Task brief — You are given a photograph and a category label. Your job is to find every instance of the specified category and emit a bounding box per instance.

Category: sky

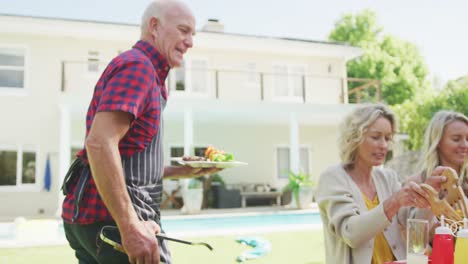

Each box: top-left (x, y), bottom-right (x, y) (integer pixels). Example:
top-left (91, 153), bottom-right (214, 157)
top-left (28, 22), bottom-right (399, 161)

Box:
top-left (1, 0), bottom-right (467, 86)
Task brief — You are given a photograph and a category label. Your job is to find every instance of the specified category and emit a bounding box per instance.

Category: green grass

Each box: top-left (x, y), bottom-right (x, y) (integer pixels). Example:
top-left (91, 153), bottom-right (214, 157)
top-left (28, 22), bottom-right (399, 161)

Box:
top-left (0, 230), bottom-right (325, 264)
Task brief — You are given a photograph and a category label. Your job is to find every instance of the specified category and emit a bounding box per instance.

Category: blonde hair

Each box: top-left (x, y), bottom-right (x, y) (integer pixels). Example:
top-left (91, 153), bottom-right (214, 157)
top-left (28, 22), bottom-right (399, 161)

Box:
top-left (338, 103), bottom-right (397, 168)
top-left (419, 110), bottom-right (468, 184)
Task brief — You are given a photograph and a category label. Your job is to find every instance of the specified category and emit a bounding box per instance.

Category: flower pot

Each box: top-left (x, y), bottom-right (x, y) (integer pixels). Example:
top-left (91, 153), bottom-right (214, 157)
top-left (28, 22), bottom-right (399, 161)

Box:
top-left (295, 186), bottom-right (314, 209)
top-left (182, 188), bottom-right (203, 214)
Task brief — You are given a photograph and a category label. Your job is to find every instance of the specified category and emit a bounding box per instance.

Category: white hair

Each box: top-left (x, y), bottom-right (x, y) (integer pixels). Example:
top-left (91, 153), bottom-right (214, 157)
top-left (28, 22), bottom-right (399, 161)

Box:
top-left (140, 0), bottom-right (191, 34)
top-left (141, 0), bottom-right (166, 33)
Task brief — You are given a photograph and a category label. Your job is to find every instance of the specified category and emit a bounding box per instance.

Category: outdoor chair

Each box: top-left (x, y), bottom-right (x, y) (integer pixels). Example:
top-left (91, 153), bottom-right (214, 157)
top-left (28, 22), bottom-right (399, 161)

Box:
top-left (161, 180), bottom-right (182, 209)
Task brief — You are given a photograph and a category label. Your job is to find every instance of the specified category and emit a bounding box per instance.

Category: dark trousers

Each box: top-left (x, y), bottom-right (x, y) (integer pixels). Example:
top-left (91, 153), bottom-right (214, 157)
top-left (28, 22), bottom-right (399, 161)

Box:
top-left (64, 221), bottom-right (170, 264)
top-left (64, 221), bottom-right (131, 264)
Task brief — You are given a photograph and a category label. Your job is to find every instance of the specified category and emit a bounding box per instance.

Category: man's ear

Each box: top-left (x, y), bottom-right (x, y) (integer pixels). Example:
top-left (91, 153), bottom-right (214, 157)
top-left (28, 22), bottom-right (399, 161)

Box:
top-left (149, 17), bottom-right (160, 33)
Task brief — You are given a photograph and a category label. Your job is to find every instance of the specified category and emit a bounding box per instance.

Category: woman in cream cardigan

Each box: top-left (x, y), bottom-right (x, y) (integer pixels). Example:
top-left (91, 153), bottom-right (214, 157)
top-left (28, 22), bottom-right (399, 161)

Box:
top-left (315, 104), bottom-right (443, 264)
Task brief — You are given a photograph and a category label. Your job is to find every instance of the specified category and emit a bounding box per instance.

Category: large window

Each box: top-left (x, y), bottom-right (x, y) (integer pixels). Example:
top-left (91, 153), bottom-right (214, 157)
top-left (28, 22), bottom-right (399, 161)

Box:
top-left (189, 59), bottom-right (208, 94)
top-left (170, 59), bottom-right (209, 95)
top-left (170, 146), bottom-right (184, 165)
top-left (272, 64), bottom-right (306, 99)
top-left (169, 146), bottom-right (208, 165)
top-left (87, 51), bottom-right (100, 73)
top-left (0, 47), bottom-right (25, 90)
top-left (0, 146), bottom-right (37, 187)
top-left (246, 62), bottom-right (258, 84)
top-left (174, 61), bottom-right (186, 91)
top-left (276, 146), bottom-right (310, 179)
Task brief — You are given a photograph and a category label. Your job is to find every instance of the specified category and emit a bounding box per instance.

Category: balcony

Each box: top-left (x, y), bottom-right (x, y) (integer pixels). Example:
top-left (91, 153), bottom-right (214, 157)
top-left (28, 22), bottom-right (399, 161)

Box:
top-left (60, 61), bottom-right (381, 105)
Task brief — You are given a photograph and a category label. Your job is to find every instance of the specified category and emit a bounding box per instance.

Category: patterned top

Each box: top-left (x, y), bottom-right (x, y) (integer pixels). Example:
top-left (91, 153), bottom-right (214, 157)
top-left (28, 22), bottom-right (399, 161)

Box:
top-left (78, 40), bottom-right (169, 162)
top-left (62, 40), bottom-right (170, 224)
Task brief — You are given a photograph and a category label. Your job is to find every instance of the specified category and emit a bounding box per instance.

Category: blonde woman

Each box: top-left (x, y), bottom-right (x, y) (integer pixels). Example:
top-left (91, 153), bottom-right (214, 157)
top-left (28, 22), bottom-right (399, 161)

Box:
top-left (315, 104), bottom-right (440, 264)
top-left (416, 111), bottom-right (468, 194)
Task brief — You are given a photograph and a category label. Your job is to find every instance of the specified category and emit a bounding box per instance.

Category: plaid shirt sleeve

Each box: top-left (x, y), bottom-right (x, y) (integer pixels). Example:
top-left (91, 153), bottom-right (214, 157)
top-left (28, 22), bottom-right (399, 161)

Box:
top-left (97, 58), bottom-right (156, 119)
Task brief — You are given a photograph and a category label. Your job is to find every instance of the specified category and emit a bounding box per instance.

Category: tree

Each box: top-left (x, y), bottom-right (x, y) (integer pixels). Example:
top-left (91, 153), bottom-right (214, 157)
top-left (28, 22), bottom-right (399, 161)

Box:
top-left (329, 10), bottom-right (431, 105)
top-left (393, 79), bottom-right (468, 150)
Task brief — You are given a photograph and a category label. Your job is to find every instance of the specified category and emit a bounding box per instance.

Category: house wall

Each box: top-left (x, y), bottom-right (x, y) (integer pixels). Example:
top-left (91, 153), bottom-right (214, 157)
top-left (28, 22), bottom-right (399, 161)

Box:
top-left (0, 19), bottom-right (357, 219)
top-left (300, 124), bottom-right (341, 181)
top-left (0, 33), bottom-right (129, 220)
top-left (164, 120), bottom-right (340, 187)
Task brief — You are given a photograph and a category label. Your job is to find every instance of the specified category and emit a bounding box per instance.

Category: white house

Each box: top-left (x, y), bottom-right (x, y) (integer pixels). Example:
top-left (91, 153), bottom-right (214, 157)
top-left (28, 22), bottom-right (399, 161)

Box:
top-left (0, 14), bottom-right (364, 220)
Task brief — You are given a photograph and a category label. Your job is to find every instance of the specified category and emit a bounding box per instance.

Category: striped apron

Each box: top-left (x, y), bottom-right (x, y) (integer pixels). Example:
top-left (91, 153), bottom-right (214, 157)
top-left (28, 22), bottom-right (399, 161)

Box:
top-left (67, 95), bottom-right (171, 263)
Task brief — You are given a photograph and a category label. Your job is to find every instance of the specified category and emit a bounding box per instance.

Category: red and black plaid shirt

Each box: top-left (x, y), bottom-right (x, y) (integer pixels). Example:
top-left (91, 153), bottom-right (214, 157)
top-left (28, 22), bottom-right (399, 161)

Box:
top-left (62, 40), bottom-right (170, 224)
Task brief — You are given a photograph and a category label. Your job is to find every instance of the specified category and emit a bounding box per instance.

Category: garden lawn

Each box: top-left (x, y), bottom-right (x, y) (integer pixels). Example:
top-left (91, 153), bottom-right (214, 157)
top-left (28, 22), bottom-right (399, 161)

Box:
top-left (0, 229), bottom-right (325, 264)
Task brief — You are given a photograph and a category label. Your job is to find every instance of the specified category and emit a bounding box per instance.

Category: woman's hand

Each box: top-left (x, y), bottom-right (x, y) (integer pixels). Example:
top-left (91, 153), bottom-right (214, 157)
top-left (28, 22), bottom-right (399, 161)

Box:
top-left (424, 166), bottom-right (448, 192)
top-left (384, 181), bottom-right (430, 220)
top-left (396, 181), bottom-right (430, 209)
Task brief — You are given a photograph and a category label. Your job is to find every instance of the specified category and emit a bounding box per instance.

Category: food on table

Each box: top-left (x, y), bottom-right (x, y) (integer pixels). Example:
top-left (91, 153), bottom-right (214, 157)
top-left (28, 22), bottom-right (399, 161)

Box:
top-left (420, 167), bottom-right (468, 229)
top-left (182, 156), bottom-right (207, 161)
top-left (204, 146), bottom-right (234, 162)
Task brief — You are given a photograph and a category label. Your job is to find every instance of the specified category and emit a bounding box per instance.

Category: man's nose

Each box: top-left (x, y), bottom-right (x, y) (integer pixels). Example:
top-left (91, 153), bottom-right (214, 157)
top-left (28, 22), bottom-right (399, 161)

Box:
top-left (184, 35), bottom-right (193, 48)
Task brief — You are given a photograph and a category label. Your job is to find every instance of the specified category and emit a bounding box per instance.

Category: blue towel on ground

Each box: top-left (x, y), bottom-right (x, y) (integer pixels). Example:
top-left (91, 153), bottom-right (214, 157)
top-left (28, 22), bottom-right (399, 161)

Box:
top-left (236, 236), bottom-right (271, 262)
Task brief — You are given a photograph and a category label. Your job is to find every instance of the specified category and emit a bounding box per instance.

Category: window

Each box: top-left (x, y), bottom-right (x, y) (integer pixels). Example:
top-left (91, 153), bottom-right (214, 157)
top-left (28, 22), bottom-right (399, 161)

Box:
top-left (169, 146), bottom-right (207, 165)
top-left (22, 151), bottom-right (36, 184)
top-left (272, 64), bottom-right (306, 99)
top-left (87, 51), bottom-right (99, 72)
top-left (291, 65), bottom-right (305, 97)
top-left (175, 61), bottom-right (186, 91)
top-left (276, 146), bottom-right (310, 179)
top-left (170, 59), bottom-right (209, 95)
top-left (246, 62), bottom-right (258, 84)
top-left (0, 47), bottom-right (25, 89)
top-left (194, 147), bottom-right (207, 157)
top-left (170, 146), bottom-right (184, 165)
top-left (189, 59), bottom-right (208, 94)
top-left (0, 146), bottom-right (37, 187)
top-left (273, 65), bottom-right (288, 97)
top-left (0, 150), bottom-right (16, 185)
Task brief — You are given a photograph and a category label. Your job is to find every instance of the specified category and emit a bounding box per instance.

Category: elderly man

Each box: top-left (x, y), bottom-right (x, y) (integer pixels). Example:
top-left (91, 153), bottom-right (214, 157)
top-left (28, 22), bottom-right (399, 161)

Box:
top-left (61, 1), bottom-right (217, 263)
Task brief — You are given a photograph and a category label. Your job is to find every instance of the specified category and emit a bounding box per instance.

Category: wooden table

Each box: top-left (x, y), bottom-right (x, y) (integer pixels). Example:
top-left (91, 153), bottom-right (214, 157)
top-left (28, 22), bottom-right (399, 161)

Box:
top-left (240, 191), bottom-right (282, 207)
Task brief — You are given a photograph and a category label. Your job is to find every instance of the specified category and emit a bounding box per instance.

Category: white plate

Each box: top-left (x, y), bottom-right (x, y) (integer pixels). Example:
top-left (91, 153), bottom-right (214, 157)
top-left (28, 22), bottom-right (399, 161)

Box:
top-left (171, 158), bottom-right (248, 168)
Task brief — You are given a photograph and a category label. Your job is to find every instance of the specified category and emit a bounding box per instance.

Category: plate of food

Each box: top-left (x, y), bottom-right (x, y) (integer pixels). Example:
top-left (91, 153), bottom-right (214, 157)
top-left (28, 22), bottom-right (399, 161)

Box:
top-left (171, 146), bottom-right (248, 168)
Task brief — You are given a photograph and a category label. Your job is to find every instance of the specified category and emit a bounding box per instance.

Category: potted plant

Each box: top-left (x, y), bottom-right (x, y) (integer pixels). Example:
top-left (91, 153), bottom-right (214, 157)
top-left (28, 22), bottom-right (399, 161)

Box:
top-left (283, 171), bottom-right (315, 209)
top-left (182, 178), bottom-right (204, 214)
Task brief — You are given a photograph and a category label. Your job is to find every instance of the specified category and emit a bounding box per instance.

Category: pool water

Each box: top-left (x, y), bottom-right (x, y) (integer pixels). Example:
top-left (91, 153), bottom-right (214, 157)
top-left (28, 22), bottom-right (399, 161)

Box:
top-left (162, 212), bottom-right (322, 234)
top-left (0, 211), bottom-right (322, 246)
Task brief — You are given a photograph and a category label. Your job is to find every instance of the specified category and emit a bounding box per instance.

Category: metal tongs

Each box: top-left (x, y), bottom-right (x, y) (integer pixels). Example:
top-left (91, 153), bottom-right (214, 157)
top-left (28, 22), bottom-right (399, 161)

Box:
top-left (99, 225), bottom-right (213, 253)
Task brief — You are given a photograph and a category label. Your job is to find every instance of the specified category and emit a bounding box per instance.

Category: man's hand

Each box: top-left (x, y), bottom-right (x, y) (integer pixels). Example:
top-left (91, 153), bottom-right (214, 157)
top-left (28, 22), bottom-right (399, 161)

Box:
top-left (164, 165), bottom-right (222, 180)
top-left (121, 220), bottom-right (161, 264)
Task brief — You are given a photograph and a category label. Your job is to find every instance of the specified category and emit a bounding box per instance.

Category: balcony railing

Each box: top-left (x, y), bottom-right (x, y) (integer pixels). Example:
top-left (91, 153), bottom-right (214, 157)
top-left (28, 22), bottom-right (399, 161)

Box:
top-left (61, 61), bottom-right (381, 104)
top-left (347, 78), bottom-right (382, 103)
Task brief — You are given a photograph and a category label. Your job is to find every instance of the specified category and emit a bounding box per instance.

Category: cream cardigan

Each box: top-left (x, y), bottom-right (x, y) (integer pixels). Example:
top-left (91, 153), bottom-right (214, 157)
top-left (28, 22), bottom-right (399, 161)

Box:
top-left (315, 164), bottom-right (420, 264)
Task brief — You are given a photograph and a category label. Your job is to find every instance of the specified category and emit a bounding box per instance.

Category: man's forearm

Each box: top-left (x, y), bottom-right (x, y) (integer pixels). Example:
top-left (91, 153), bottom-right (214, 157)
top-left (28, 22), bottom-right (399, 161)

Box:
top-left (163, 166), bottom-right (188, 179)
top-left (86, 139), bottom-right (139, 230)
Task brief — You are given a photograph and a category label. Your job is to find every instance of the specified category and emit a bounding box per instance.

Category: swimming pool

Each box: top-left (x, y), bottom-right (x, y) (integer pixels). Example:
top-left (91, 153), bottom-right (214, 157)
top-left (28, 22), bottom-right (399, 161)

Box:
top-left (162, 211), bottom-right (322, 236)
top-left (0, 210), bottom-right (322, 247)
